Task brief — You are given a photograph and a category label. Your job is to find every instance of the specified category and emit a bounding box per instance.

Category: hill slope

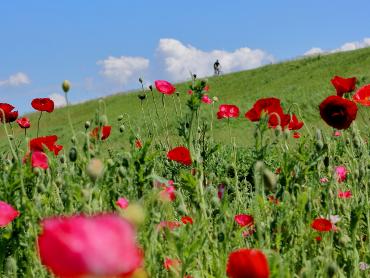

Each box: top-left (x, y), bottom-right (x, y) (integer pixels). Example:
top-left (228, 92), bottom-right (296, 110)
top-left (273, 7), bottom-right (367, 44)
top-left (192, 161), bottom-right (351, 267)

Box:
top-left (7, 47), bottom-right (370, 149)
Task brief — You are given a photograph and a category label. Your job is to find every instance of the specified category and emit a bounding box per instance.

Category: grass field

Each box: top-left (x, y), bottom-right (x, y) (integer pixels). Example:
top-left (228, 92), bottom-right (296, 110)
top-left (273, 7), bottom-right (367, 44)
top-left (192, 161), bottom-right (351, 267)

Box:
top-left (11, 46), bottom-right (370, 150)
top-left (1, 47), bottom-right (370, 277)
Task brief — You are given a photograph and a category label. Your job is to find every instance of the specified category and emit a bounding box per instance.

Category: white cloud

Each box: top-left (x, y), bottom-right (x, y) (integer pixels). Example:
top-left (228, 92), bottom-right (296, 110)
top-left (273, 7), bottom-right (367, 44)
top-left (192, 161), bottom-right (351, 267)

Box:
top-left (304, 47), bottom-right (324, 56)
top-left (0, 72), bottom-right (30, 87)
top-left (157, 38), bottom-right (275, 81)
top-left (49, 93), bottom-right (67, 108)
top-left (304, 38), bottom-right (370, 56)
top-left (97, 56), bottom-right (149, 85)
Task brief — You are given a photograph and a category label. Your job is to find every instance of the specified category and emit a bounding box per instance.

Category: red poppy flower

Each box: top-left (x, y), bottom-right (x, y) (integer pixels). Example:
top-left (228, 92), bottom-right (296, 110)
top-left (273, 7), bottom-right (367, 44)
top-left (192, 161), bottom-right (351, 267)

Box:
top-left (338, 190), bottom-right (352, 199)
top-left (353, 84), bottom-right (370, 106)
top-left (135, 139), bottom-right (143, 148)
top-left (311, 218), bottom-right (333, 232)
top-left (331, 76), bottom-right (356, 97)
top-left (155, 80), bottom-right (176, 95)
top-left (288, 114), bottom-right (304, 130)
top-left (167, 146), bottom-right (192, 166)
top-left (0, 201), bottom-right (20, 227)
top-left (158, 221), bottom-right (182, 231)
top-left (181, 216), bottom-right (193, 225)
top-left (217, 104), bottom-right (240, 119)
top-left (16, 117), bottom-right (30, 129)
top-left (234, 214), bottom-right (254, 227)
top-left (31, 98), bottom-right (54, 113)
top-left (31, 151), bottom-right (49, 169)
top-left (164, 258), bottom-right (181, 270)
top-left (226, 248), bottom-right (269, 278)
top-left (0, 103), bottom-right (18, 123)
top-left (30, 135), bottom-right (63, 156)
top-left (91, 126), bottom-right (111, 140)
top-left (245, 98), bottom-right (290, 128)
top-left (37, 214), bottom-right (142, 278)
top-left (319, 96), bottom-right (358, 130)
top-left (293, 132), bottom-right (301, 138)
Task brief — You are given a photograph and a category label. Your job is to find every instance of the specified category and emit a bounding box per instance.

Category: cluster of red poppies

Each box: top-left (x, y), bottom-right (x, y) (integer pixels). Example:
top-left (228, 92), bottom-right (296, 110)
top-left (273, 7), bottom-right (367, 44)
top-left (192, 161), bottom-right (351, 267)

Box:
top-left (319, 75), bottom-right (370, 130)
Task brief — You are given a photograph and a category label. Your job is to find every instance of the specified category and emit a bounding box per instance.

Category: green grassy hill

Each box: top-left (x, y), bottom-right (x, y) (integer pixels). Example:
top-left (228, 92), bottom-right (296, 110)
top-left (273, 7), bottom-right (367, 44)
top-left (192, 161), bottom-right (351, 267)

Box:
top-left (8, 47), bottom-right (370, 149)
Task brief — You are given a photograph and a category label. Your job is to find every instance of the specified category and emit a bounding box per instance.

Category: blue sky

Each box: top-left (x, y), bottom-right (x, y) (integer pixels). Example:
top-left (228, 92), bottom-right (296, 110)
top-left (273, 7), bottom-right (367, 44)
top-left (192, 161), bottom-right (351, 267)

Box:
top-left (1, 0), bottom-right (370, 113)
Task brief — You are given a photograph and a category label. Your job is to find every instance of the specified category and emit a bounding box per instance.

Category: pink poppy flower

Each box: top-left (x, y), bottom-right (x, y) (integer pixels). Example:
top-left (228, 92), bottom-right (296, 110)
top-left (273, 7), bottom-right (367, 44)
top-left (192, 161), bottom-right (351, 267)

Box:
top-left (157, 221), bottom-right (182, 231)
top-left (320, 177), bottom-right (329, 184)
top-left (201, 95), bottom-right (213, 104)
top-left (31, 151), bottom-right (49, 169)
top-left (116, 197), bottom-right (129, 209)
top-left (160, 185), bottom-right (176, 202)
top-left (335, 166), bottom-right (347, 182)
top-left (217, 104), bottom-right (240, 119)
top-left (155, 80), bottom-right (176, 95)
top-left (37, 214), bottom-right (142, 278)
top-left (338, 190), bottom-right (352, 199)
top-left (0, 201), bottom-right (20, 227)
top-left (333, 130), bottom-right (341, 137)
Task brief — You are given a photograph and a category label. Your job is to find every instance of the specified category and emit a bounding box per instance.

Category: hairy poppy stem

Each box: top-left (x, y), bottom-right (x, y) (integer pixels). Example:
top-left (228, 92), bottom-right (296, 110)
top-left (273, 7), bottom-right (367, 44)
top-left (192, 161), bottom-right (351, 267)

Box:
top-left (65, 92), bottom-right (76, 141)
top-left (36, 111), bottom-right (43, 137)
top-left (161, 94), bottom-right (171, 147)
top-left (140, 100), bottom-right (151, 137)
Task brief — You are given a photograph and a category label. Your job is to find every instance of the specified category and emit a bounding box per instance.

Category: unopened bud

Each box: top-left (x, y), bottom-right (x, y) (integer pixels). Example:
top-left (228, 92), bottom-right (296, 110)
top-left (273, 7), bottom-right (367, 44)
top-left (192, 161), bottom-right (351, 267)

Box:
top-left (119, 125), bottom-right (125, 133)
top-left (138, 77), bottom-right (143, 84)
top-left (117, 115), bottom-right (124, 121)
top-left (263, 168), bottom-right (277, 191)
top-left (138, 94), bottom-right (146, 100)
top-left (99, 115), bottom-right (108, 126)
top-left (62, 80), bottom-right (71, 93)
top-left (86, 158), bottom-right (104, 181)
top-left (212, 96), bottom-right (219, 102)
top-left (121, 203), bottom-right (145, 226)
top-left (85, 121), bottom-right (91, 129)
top-left (69, 147), bottom-right (78, 162)
top-left (148, 85), bottom-right (153, 91)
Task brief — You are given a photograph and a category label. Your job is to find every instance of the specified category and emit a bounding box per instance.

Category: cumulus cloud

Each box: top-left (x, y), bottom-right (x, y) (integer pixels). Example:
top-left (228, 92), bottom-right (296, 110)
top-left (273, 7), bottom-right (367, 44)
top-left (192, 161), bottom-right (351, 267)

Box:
top-left (97, 56), bottom-right (149, 85)
top-left (157, 38), bottom-right (275, 81)
top-left (0, 72), bottom-right (30, 87)
top-left (49, 93), bottom-right (67, 108)
top-left (304, 38), bottom-right (370, 56)
top-left (304, 47), bottom-right (324, 56)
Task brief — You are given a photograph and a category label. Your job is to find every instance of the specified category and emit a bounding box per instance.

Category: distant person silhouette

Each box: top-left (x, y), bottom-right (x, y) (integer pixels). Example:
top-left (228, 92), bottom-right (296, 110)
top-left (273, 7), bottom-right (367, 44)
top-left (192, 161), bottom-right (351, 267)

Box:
top-left (214, 60), bottom-right (221, 76)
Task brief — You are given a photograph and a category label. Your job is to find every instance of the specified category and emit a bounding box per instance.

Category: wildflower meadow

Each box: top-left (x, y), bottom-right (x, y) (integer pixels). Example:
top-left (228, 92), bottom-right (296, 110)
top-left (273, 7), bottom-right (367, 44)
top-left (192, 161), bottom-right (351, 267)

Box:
top-left (1, 66), bottom-right (370, 278)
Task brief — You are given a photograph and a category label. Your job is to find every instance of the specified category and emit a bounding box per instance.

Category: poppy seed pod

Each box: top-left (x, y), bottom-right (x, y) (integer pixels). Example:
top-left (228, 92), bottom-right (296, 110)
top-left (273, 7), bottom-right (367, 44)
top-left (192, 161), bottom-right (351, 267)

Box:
top-left (86, 158), bottom-right (104, 181)
top-left (62, 80), bottom-right (71, 93)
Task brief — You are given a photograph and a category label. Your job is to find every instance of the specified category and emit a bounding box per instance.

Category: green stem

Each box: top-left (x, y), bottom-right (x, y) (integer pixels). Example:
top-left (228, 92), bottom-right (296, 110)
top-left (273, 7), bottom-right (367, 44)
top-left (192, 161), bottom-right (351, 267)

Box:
top-left (161, 94), bottom-right (171, 147)
top-left (65, 92), bottom-right (76, 140)
top-left (36, 111), bottom-right (43, 137)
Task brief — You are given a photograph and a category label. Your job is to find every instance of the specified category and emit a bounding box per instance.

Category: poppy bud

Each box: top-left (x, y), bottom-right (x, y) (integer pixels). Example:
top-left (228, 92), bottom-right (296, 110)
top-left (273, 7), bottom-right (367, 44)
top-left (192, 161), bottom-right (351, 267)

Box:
top-left (121, 203), bottom-right (145, 226)
top-left (5, 256), bottom-right (17, 276)
top-left (283, 128), bottom-right (290, 140)
top-left (263, 168), bottom-right (277, 191)
top-left (274, 125), bottom-right (282, 137)
top-left (353, 136), bottom-right (361, 149)
top-left (118, 166), bottom-right (126, 177)
top-left (138, 94), bottom-right (146, 100)
top-left (107, 158), bottom-right (114, 167)
top-left (193, 74), bottom-right (197, 80)
top-left (99, 115), bottom-right (108, 126)
top-left (8, 135), bottom-right (14, 141)
top-left (139, 77), bottom-right (143, 84)
top-left (71, 136), bottom-right (77, 144)
top-left (324, 156), bottom-right (329, 168)
top-left (326, 262), bottom-right (338, 278)
top-left (86, 158), bottom-right (104, 181)
top-left (119, 125), bottom-right (125, 133)
top-left (85, 121), bottom-right (90, 129)
top-left (117, 115), bottom-right (124, 121)
top-left (148, 85), bottom-right (153, 91)
top-left (175, 91), bottom-right (180, 96)
top-left (59, 155), bottom-right (65, 164)
top-left (212, 96), bottom-right (219, 102)
top-left (69, 147), bottom-right (78, 162)
top-left (218, 232), bottom-right (225, 242)
top-left (62, 80), bottom-right (71, 93)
